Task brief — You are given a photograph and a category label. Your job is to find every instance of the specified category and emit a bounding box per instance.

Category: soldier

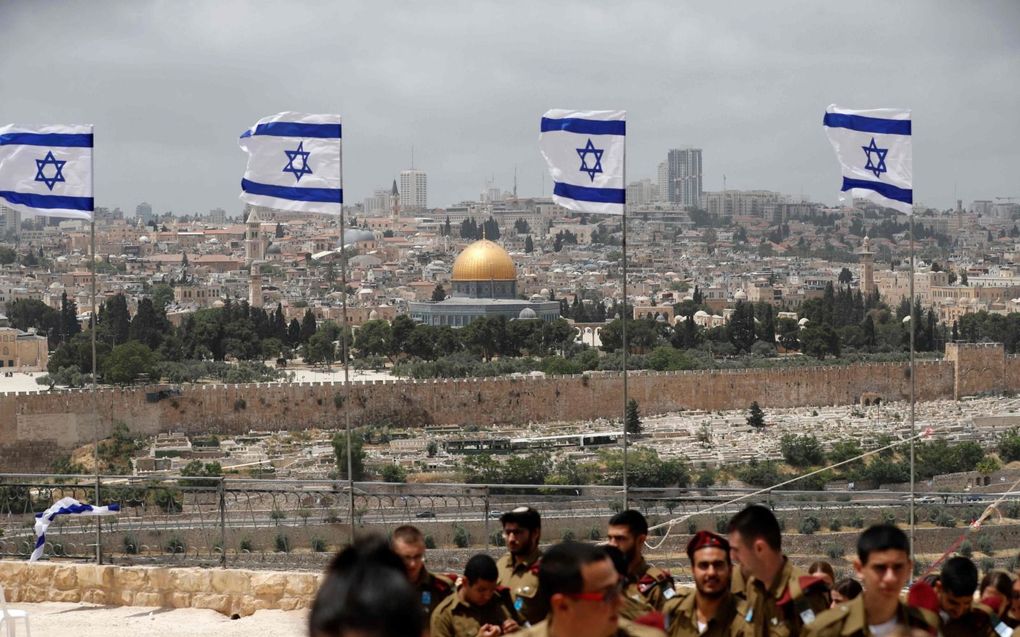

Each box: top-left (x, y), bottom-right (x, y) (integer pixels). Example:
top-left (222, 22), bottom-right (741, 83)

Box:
top-left (431, 554), bottom-right (523, 637)
top-left (518, 541), bottom-right (665, 637)
top-left (1005, 575), bottom-right (1020, 628)
top-left (727, 505), bottom-right (829, 637)
top-left (803, 524), bottom-right (936, 637)
top-left (497, 506), bottom-right (548, 625)
top-left (608, 509), bottom-right (677, 614)
top-left (934, 557), bottom-right (999, 637)
top-left (662, 531), bottom-right (738, 637)
top-left (391, 525), bottom-right (455, 624)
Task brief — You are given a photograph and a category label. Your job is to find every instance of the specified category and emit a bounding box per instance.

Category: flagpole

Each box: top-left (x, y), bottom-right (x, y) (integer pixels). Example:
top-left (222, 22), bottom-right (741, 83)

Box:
top-left (340, 207), bottom-right (355, 544)
top-left (621, 143), bottom-right (629, 511)
top-left (90, 216), bottom-right (101, 565)
top-left (908, 210), bottom-right (916, 567)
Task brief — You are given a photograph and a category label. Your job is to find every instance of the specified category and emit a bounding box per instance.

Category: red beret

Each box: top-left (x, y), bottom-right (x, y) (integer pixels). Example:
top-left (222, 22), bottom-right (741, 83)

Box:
top-left (686, 531), bottom-right (730, 560)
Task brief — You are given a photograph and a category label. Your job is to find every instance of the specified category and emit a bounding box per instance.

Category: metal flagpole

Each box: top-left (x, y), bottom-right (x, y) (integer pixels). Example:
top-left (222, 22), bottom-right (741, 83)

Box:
top-left (91, 217), bottom-right (101, 564)
top-left (621, 144), bottom-right (629, 510)
top-left (339, 207), bottom-right (355, 544)
top-left (909, 212), bottom-right (916, 566)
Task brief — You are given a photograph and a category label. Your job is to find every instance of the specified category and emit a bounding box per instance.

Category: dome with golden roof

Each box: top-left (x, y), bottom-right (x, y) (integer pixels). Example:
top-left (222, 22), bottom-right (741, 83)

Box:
top-left (451, 239), bottom-right (516, 281)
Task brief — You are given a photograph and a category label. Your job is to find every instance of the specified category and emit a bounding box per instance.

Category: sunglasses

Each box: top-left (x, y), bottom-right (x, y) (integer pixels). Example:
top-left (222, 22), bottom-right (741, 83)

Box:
top-left (565, 581), bottom-right (625, 604)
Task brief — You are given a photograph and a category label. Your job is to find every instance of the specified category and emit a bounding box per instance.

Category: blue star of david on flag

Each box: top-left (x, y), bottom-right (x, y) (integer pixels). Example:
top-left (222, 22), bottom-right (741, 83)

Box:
top-left (861, 137), bottom-right (889, 179)
top-left (576, 139), bottom-right (604, 182)
top-left (34, 150), bottom-right (67, 191)
top-left (282, 141), bottom-right (313, 182)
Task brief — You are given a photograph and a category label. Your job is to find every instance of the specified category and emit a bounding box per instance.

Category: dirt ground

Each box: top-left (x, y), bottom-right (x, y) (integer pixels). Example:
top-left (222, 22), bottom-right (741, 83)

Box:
top-left (9, 602), bottom-right (307, 637)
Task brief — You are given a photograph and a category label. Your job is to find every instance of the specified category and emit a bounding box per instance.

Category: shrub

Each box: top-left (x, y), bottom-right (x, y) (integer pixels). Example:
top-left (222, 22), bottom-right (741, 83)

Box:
top-left (850, 515), bottom-right (865, 529)
top-left (935, 512), bottom-right (956, 528)
top-left (588, 527), bottom-right (602, 541)
top-left (687, 520), bottom-right (698, 534)
top-left (562, 530), bottom-right (576, 542)
top-left (275, 533), bottom-right (291, 553)
top-left (453, 526), bottom-right (469, 548)
top-left (979, 557), bottom-right (995, 573)
top-left (799, 516), bottom-right (821, 535)
top-left (490, 531), bottom-right (505, 547)
top-left (424, 535), bottom-right (436, 549)
top-left (164, 536), bottom-right (185, 554)
top-left (311, 537), bottom-right (327, 553)
top-left (123, 534), bottom-right (139, 555)
top-left (239, 538), bottom-right (253, 552)
top-left (826, 545), bottom-right (843, 559)
top-left (977, 538), bottom-right (994, 555)
top-left (715, 517), bottom-right (730, 534)
top-left (957, 540), bottom-right (972, 559)
top-left (828, 519), bottom-right (842, 532)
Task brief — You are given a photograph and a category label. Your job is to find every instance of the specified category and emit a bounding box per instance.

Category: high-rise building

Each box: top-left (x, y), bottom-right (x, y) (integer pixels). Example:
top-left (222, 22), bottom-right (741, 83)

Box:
top-left (136, 202), bottom-right (154, 225)
top-left (0, 203), bottom-right (21, 238)
top-left (362, 188), bottom-right (391, 215)
top-left (400, 169), bottom-right (427, 212)
top-left (657, 161), bottom-right (668, 202)
top-left (666, 148), bottom-right (703, 208)
top-left (208, 207), bottom-right (226, 224)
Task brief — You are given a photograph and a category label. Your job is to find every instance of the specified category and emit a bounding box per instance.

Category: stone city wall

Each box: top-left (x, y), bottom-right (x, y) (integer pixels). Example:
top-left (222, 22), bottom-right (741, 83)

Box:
top-left (0, 561), bottom-right (319, 616)
top-left (0, 343), bottom-right (1009, 471)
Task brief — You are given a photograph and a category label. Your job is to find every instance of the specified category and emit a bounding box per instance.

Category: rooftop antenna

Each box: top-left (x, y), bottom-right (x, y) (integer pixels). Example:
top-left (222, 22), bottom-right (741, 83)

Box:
top-left (514, 165), bottom-right (518, 201)
top-left (411, 146), bottom-right (415, 170)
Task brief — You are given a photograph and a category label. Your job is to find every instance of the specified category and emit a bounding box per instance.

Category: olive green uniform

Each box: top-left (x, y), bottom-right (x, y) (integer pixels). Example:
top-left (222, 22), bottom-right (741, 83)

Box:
top-left (802, 596), bottom-right (936, 637)
top-left (430, 589), bottom-right (521, 637)
top-left (621, 558), bottom-right (677, 616)
top-left (414, 569), bottom-right (456, 625)
top-left (663, 587), bottom-right (738, 637)
top-left (518, 618), bottom-right (666, 637)
top-left (733, 559), bottom-right (829, 637)
top-left (497, 548), bottom-right (548, 626)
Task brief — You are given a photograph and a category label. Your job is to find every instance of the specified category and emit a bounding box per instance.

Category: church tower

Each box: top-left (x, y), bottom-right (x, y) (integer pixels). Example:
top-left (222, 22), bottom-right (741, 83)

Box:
top-left (390, 179), bottom-right (400, 221)
top-left (249, 261), bottom-right (263, 307)
top-left (245, 207), bottom-right (268, 264)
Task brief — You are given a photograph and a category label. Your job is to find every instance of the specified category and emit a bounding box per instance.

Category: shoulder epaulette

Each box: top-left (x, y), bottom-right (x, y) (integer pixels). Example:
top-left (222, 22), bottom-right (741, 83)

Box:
top-left (811, 604), bottom-right (852, 630)
top-left (529, 560), bottom-right (541, 575)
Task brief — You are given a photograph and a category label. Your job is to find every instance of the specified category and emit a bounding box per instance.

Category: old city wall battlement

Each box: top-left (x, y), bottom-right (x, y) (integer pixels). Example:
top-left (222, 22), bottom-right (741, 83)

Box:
top-left (0, 343), bottom-right (1010, 471)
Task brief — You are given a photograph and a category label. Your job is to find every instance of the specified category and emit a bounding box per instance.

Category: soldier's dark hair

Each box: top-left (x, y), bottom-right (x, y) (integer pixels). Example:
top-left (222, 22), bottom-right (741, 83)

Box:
top-left (539, 542), bottom-right (610, 603)
top-left (500, 506), bottom-right (541, 531)
top-left (940, 556), bottom-right (978, 597)
top-left (608, 509), bottom-right (648, 536)
top-left (391, 525), bottom-right (424, 545)
top-left (979, 570), bottom-right (1013, 601)
top-left (602, 544), bottom-right (629, 578)
top-left (309, 535), bottom-right (421, 637)
top-left (833, 578), bottom-right (863, 601)
top-left (464, 553), bottom-right (500, 584)
top-left (856, 524), bottom-right (910, 563)
top-left (727, 505), bottom-right (781, 552)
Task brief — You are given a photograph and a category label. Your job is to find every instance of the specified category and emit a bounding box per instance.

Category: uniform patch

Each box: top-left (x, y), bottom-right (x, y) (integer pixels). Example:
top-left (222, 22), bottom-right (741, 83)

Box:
top-left (421, 591), bottom-right (431, 607)
top-left (995, 622), bottom-right (1013, 637)
top-left (745, 608), bottom-right (754, 623)
top-left (800, 609), bottom-right (816, 625)
top-left (514, 597), bottom-right (524, 612)
top-left (663, 587), bottom-right (676, 600)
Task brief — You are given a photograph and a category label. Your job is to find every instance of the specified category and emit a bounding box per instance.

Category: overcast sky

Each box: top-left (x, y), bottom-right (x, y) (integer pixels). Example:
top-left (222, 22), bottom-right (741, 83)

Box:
top-left (2, 1), bottom-right (1017, 216)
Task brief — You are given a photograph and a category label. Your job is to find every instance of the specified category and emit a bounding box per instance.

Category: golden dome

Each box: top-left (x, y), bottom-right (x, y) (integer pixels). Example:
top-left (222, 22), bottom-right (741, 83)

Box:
top-left (451, 239), bottom-right (517, 281)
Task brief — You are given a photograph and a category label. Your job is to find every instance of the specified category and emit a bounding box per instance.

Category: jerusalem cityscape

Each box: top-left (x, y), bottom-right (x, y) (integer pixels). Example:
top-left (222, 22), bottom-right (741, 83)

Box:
top-left (0, 2), bottom-right (1019, 637)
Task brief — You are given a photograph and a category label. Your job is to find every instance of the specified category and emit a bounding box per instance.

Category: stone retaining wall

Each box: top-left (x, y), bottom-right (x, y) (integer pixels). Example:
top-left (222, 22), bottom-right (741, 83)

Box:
top-left (0, 562), bottom-right (320, 617)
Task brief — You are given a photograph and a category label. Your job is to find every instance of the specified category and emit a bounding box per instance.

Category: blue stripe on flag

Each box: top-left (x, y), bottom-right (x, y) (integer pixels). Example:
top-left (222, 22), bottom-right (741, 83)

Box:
top-left (0, 133), bottom-right (94, 147)
top-left (553, 182), bottom-right (626, 204)
top-left (241, 179), bottom-right (343, 203)
top-left (823, 113), bottom-right (911, 136)
top-left (239, 122), bottom-right (342, 139)
top-left (540, 118), bottom-right (625, 136)
top-left (0, 191), bottom-right (94, 211)
top-left (841, 177), bottom-right (913, 205)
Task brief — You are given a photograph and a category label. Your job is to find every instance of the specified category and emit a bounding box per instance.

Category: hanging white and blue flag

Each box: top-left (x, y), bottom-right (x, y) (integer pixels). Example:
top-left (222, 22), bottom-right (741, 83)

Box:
top-left (239, 112), bottom-right (343, 214)
top-left (0, 124), bottom-right (94, 220)
top-left (31, 497), bottom-right (120, 562)
top-left (823, 105), bottom-right (912, 215)
top-left (539, 109), bottom-right (626, 215)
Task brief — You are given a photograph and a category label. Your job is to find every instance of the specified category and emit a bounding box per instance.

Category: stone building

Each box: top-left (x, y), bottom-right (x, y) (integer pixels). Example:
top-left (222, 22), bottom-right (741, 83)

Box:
top-left (407, 239), bottom-right (560, 327)
top-left (0, 326), bottom-right (48, 371)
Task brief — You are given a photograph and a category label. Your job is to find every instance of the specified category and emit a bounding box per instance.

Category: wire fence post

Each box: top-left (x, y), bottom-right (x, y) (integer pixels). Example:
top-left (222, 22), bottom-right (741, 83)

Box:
top-left (483, 486), bottom-right (490, 549)
top-left (95, 473), bottom-right (102, 564)
top-left (219, 477), bottom-right (227, 568)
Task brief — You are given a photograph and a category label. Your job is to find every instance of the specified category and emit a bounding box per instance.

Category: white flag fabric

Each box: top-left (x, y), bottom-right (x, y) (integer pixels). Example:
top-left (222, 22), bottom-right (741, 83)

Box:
top-left (31, 497), bottom-right (120, 562)
top-left (823, 105), bottom-right (912, 215)
top-left (539, 109), bottom-right (626, 215)
top-left (239, 112), bottom-right (343, 214)
top-left (0, 124), bottom-right (94, 220)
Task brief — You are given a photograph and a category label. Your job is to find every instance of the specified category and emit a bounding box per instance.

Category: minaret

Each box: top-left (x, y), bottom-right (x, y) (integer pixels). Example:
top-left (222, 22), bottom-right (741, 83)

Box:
top-left (858, 235), bottom-right (875, 295)
top-left (249, 261), bottom-right (262, 307)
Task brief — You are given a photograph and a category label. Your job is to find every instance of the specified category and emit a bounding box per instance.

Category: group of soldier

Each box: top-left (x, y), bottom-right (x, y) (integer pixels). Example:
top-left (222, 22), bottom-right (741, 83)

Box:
top-left (310, 503), bottom-right (1020, 637)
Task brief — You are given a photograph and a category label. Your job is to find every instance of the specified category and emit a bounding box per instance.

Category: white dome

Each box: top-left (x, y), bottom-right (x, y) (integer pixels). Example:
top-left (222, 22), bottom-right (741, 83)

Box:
top-left (138, 235), bottom-right (150, 243)
top-left (518, 307), bottom-right (538, 319)
top-left (694, 310), bottom-right (709, 318)
top-left (368, 309), bottom-right (379, 320)
top-left (798, 317), bottom-right (810, 326)
top-left (734, 290), bottom-right (747, 300)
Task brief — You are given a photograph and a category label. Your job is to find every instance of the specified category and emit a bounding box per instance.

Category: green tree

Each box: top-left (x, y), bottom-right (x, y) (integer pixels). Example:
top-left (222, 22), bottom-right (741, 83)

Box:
top-left (355, 319), bottom-right (392, 359)
top-left (380, 463), bottom-right (407, 483)
top-left (98, 294), bottom-right (131, 346)
top-left (305, 328), bottom-right (338, 367)
top-left (747, 401), bottom-right (766, 428)
top-left (524, 235), bottom-right (534, 254)
top-left (129, 297), bottom-right (169, 349)
top-left (431, 284), bottom-right (446, 302)
top-left (780, 434), bottom-right (825, 467)
top-left (625, 399), bottom-right (642, 435)
top-left (998, 427), bottom-right (1020, 463)
top-left (0, 246), bottom-right (16, 264)
top-left (332, 432), bottom-right (366, 480)
top-left (59, 292), bottom-right (81, 344)
top-left (103, 341), bottom-right (159, 385)
top-left (299, 309), bottom-right (317, 344)
top-left (800, 322), bottom-right (840, 359)
top-left (180, 460), bottom-right (223, 487)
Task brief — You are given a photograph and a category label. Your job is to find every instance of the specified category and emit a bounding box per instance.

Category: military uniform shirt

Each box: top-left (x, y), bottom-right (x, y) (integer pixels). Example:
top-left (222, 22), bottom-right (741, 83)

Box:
top-left (802, 596), bottom-right (937, 637)
top-left (518, 618), bottom-right (666, 637)
top-left (430, 590), bottom-right (520, 637)
top-left (940, 603), bottom-right (1001, 637)
top-left (663, 587), bottom-right (738, 637)
top-left (497, 548), bottom-right (549, 625)
top-left (415, 569), bottom-right (456, 624)
top-left (735, 558), bottom-right (829, 637)
top-left (625, 557), bottom-right (677, 613)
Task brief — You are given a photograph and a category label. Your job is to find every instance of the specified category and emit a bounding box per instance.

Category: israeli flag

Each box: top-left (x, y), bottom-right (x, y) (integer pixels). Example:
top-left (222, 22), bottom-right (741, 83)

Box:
top-left (0, 124), bottom-right (94, 220)
top-left (31, 497), bottom-right (120, 562)
top-left (823, 105), bottom-right (912, 215)
top-left (239, 112), bottom-right (343, 214)
top-left (539, 109), bottom-right (626, 215)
